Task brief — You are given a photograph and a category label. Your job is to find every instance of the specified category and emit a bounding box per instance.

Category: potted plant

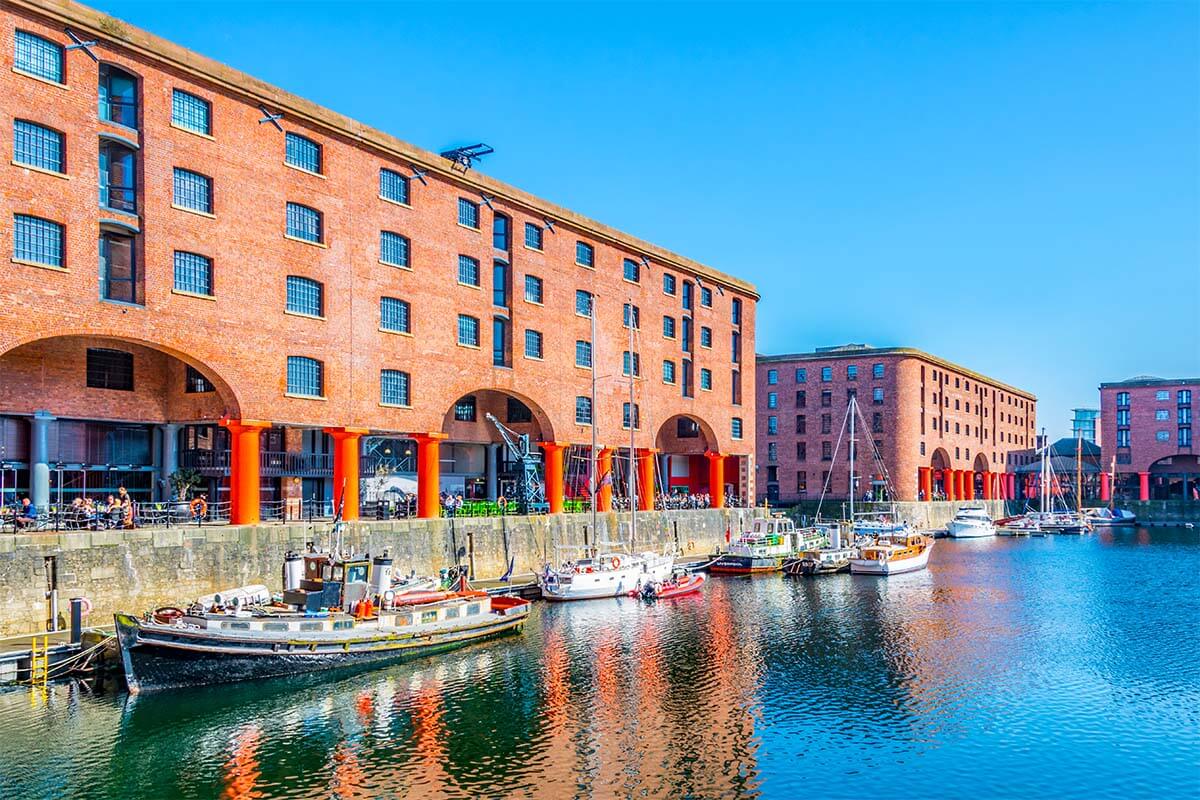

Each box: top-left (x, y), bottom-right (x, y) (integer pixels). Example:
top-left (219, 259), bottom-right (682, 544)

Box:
top-left (168, 468), bottom-right (204, 514)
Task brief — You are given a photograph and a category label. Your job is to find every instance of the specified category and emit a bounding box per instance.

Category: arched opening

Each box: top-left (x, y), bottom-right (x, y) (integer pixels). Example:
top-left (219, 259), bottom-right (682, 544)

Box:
top-left (1147, 455), bottom-right (1200, 500)
top-left (930, 448), bottom-right (951, 501)
top-left (652, 414), bottom-right (724, 505)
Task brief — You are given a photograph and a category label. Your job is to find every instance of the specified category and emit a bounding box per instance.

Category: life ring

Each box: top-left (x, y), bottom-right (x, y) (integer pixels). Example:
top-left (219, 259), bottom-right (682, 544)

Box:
top-left (153, 606), bottom-right (184, 624)
top-left (189, 498), bottom-right (208, 518)
top-left (77, 597), bottom-right (93, 616)
top-left (687, 540), bottom-right (695, 552)
top-left (611, 557), bottom-right (621, 569)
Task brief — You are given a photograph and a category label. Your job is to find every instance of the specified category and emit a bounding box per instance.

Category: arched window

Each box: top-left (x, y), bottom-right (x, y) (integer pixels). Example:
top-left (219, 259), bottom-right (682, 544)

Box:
top-left (286, 356), bottom-right (324, 398)
top-left (286, 276), bottom-right (324, 317)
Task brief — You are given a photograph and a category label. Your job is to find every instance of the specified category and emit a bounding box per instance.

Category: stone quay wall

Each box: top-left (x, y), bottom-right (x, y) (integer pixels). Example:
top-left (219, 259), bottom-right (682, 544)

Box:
top-left (783, 499), bottom-right (1010, 530)
top-left (1110, 500), bottom-right (1200, 523)
top-left (0, 508), bottom-right (758, 637)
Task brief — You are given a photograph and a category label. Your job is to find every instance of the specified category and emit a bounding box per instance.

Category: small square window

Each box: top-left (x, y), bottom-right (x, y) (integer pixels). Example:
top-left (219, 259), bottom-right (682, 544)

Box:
top-left (13, 120), bottom-right (64, 173)
top-left (173, 168), bottom-right (213, 214)
top-left (731, 418), bottom-right (743, 440)
top-left (185, 365), bottom-right (214, 393)
top-left (172, 90), bottom-right (211, 135)
top-left (700, 368), bottom-right (713, 391)
top-left (795, 368), bottom-right (807, 383)
top-left (286, 275), bottom-right (324, 317)
top-left (380, 297), bottom-right (410, 333)
top-left (821, 367), bottom-right (832, 382)
top-left (767, 369), bottom-right (778, 385)
top-left (455, 396), bottom-right (477, 422)
top-left (86, 348), bottom-right (133, 391)
top-left (575, 396), bottom-right (592, 424)
top-left (13, 214), bottom-right (64, 267)
top-left (663, 273), bottom-right (677, 295)
top-left (286, 356), bottom-right (323, 397)
top-left (286, 202), bottom-right (322, 243)
top-left (380, 369), bottom-right (410, 406)
top-left (524, 222), bottom-right (543, 250)
top-left (524, 274), bottom-right (544, 304)
top-left (576, 241), bottom-right (594, 267)
top-left (173, 251), bottom-right (212, 296)
top-left (524, 329), bottom-right (544, 359)
top-left (380, 231), bottom-right (410, 268)
top-left (575, 290), bottom-right (592, 317)
top-left (458, 255), bottom-right (480, 286)
top-left (575, 340), bottom-right (592, 368)
top-left (873, 363), bottom-right (885, 379)
top-left (663, 360), bottom-right (676, 384)
top-left (623, 258), bottom-right (640, 282)
top-left (457, 315), bottom-right (480, 347)
top-left (285, 132), bottom-right (322, 174)
top-left (14, 31), bottom-right (63, 83)
top-left (458, 198), bottom-right (480, 229)
top-left (380, 168), bottom-right (410, 204)
top-left (700, 286), bottom-right (713, 307)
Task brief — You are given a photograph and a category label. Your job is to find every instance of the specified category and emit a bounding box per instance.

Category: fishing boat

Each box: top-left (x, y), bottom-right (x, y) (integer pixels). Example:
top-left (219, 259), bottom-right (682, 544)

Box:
top-left (850, 531), bottom-right (935, 575)
top-left (709, 516), bottom-right (818, 574)
top-left (783, 522), bottom-right (858, 576)
top-left (946, 505), bottom-right (996, 538)
top-left (114, 549), bottom-right (530, 693)
top-left (634, 572), bottom-right (706, 600)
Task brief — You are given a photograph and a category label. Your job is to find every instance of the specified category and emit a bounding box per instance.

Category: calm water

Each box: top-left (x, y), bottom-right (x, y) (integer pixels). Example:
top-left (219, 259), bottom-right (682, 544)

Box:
top-left (1, 527), bottom-right (1198, 799)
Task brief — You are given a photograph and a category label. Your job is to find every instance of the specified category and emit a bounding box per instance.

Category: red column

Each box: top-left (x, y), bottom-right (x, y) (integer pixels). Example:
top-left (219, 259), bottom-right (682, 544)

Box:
top-left (325, 427), bottom-right (369, 521)
top-left (943, 469), bottom-right (956, 501)
top-left (596, 447), bottom-right (614, 512)
top-left (918, 467), bottom-right (932, 501)
top-left (540, 441), bottom-right (568, 514)
top-left (1138, 472), bottom-right (1150, 501)
top-left (1099, 472), bottom-right (1111, 502)
top-left (1007, 473), bottom-right (1015, 501)
top-left (636, 448), bottom-right (657, 511)
top-left (994, 472), bottom-right (1002, 500)
top-left (955, 470), bottom-right (966, 501)
top-left (705, 451), bottom-right (726, 509)
top-left (220, 418), bottom-right (269, 525)
top-left (982, 471), bottom-right (992, 500)
top-left (412, 432), bottom-right (448, 519)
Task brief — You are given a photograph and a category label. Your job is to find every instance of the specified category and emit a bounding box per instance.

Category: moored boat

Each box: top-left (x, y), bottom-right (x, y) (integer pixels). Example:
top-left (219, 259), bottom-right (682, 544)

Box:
top-left (538, 550), bottom-right (674, 601)
top-left (783, 522), bottom-right (857, 576)
top-left (946, 505), bottom-right (996, 538)
top-left (635, 572), bottom-right (706, 600)
top-left (849, 532), bottom-right (934, 575)
top-left (710, 516), bottom-right (819, 574)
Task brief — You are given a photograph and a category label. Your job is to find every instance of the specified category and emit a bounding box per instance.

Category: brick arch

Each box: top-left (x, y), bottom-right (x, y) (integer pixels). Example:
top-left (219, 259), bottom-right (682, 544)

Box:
top-left (655, 413), bottom-right (719, 455)
top-left (439, 387), bottom-right (556, 444)
top-left (0, 331), bottom-right (243, 420)
top-left (973, 452), bottom-right (990, 473)
top-left (930, 447), bottom-right (951, 471)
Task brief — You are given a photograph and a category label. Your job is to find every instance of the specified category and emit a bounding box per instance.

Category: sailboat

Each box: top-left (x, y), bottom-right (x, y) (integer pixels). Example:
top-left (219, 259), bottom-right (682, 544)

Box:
top-left (537, 294), bottom-right (674, 601)
top-left (1006, 430), bottom-right (1090, 534)
top-left (1085, 456), bottom-right (1137, 527)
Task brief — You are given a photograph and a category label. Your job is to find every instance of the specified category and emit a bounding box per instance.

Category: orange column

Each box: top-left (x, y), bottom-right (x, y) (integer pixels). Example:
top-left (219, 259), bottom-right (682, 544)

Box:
top-left (220, 418), bottom-right (269, 525)
top-left (596, 447), bottom-right (615, 512)
top-left (1007, 473), bottom-right (1015, 500)
top-left (982, 470), bottom-right (992, 500)
top-left (636, 448), bottom-right (657, 511)
top-left (705, 451), bottom-right (726, 509)
top-left (1138, 472), bottom-right (1149, 501)
top-left (943, 470), bottom-right (956, 501)
top-left (918, 467), bottom-right (932, 501)
top-left (1100, 472), bottom-right (1110, 502)
top-left (540, 442), bottom-right (568, 514)
top-left (325, 427), bottom-right (369, 521)
top-left (412, 432), bottom-right (448, 519)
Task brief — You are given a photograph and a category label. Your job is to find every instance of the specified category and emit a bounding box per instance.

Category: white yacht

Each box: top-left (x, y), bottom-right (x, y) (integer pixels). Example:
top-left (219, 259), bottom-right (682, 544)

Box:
top-left (946, 506), bottom-right (996, 538)
top-left (538, 551), bottom-right (674, 601)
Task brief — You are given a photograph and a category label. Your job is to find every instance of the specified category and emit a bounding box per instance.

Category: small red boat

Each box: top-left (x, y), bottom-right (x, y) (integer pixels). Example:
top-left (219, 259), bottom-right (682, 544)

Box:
top-left (631, 573), bottom-right (706, 600)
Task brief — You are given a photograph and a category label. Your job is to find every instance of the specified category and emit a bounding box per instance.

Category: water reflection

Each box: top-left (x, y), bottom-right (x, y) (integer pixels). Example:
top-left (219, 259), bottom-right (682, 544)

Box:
top-left (0, 527), bottom-right (1197, 800)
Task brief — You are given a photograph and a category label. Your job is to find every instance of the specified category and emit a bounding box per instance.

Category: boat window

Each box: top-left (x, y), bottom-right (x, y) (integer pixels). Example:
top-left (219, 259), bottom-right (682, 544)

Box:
top-left (347, 564), bottom-right (369, 583)
top-left (299, 622), bottom-right (323, 632)
top-left (263, 622), bottom-right (289, 632)
top-left (227, 621), bottom-right (250, 631)
top-left (421, 610), bottom-right (439, 624)
top-left (467, 603), bottom-right (482, 616)
top-left (333, 620), bottom-right (354, 630)
top-left (397, 615), bottom-right (412, 626)
top-left (445, 606), bottom-right (461, 619)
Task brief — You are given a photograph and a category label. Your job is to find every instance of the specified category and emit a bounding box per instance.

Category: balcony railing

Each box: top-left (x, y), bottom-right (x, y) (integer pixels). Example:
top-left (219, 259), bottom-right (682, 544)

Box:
top-left (180, 449), bottom-right (336, 477)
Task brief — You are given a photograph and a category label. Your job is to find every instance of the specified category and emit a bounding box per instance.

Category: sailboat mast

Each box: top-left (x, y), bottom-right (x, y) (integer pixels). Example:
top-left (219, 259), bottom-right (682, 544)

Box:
top-left (590, 293), bottom-right (598, 553)
top-left (1076, 432), bottom-right (1083, 514)
top-left (628, 306), bottom-right (637, 550)
top-left (849, 396), bottom-right (855, 521)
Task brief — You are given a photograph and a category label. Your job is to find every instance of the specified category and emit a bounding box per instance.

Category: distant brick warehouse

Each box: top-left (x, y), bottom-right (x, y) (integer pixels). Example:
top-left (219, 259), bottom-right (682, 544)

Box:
top-left (1099, 376), bottom-right (1198, 502)
top-left (0, 0), bottom-right (758, 522)
top-left (756, 345), bottom-right (1037, 504)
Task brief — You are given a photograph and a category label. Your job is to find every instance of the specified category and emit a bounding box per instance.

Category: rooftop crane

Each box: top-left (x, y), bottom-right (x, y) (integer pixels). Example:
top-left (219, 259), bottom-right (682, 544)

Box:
top-left (485, 413), bottom-right (548, 515)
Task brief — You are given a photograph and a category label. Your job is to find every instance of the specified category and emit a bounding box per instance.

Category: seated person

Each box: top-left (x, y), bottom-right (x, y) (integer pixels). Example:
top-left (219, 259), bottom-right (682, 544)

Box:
top-left (14, 497), bottom-right (37, 530)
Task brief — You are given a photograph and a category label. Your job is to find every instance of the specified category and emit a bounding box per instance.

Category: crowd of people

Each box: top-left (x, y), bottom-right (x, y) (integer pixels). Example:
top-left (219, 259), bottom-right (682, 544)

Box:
top-left (3, 486), bottom-right (137, 531)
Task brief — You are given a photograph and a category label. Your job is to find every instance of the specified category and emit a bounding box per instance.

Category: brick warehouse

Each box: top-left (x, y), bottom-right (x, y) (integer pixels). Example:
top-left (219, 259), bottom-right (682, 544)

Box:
top-left (756, 345), bottom-right (1036, 504)
top-left (1099, 376), bottom-right (1198, 502)
top-left (0, 0), bottom-right (758, 523)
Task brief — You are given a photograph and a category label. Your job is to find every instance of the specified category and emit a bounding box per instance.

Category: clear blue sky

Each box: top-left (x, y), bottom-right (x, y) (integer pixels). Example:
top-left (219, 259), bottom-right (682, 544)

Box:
top-left (93, 0), bottom-right (1199, 438)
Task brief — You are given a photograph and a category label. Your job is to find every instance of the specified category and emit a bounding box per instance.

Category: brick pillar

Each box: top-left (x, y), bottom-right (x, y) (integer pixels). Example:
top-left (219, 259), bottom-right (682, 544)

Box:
top-left (705, 451), bottom-right (726, 509)
top-left (1138, 471), bottom-right (1150, 502)
top-left (325, 427), bottom-right (368, 521)
top-left (412, 432), bottom-right (448, 519)
top-left (596, 447), bottom-right (614, 512)
top-left (220, 418), bottom-right (269, 525)
top-left (1099, 472), bottom-right (1110, 502)
top-left (540, 442), bottom-right (568, 514)
top-left (918, 466), bottom-right (932, 502)
top-left (637, 448), bottom-right (657, 512)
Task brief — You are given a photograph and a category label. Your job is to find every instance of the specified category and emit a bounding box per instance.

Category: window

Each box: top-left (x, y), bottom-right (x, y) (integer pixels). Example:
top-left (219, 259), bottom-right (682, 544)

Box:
top-left (286, 203), bottom-right (322, 243)
top-left (681, 318), bottom-right (693, 352)
top-left (623, 303), bottom-right (640, 329)
top-left (821, 390), bottom-right (832, 407)
top-left (15, 31), bottom-right (63, 83)
top-left (682, 359), bottom-right (694, 398)
top-left (796, 390), bottom-right (807, 408)
top-left (576, 340), bottom-right (592, 368)
top-left (524, 222), bottom-right (543, 250)
top-left (767, 369), bottom-right (778, 385)
top-left (286, 356), bottom-right (323, 397)
top-left (493, 214), bottom-right (510, 251)
top-left (821, 367), bottom-right (832, 382)
top-left (622, 351), bottom-right (641, 377)
top-left (663, 359), bottom-right (676, 384)
top-left (873, 363), bottom-right (885, 379)
top-left (524, 274), bottom-right (544, 304)
top-left (847, 365), bottom-right (858, 381)
top-left (731, 297), bottom-right (742, 324)
top-left (524, 329), bottom-right (544, 359)
top-left (768, 442), bottom-right (778, 462)
top-left (732, 418), bottom-right (743, 440)
top-left (663, 273), bottom-right (677, 295)
top-left (1116, 429), bottom-right (1131, 447)
top-left (623, 258), bottom-right (640, 282)
top-left (822, 441), bottom-right (832, 461)
top-left (13, 121), bottom-right (64, 173)
top-left (677, 418), bottom-right (701, 439)
top-left (873, 387), bottom-right (884, 405)
top-left (100, 141), bottom-right (136, 212)
top-left (13, 214), bottom-right (63, 267)
top-left (493, 317), bottom-right (509, 367)
top-left (821, 414), bottom-right (832, 434)
top-left (380, 370), bottom-right (410, 406)
top-left (767, 392), bottom-right (778, 409)
top-left (796, 415), bottom-right (807, 434)
top-left (872, 413), bottom-right (884, 433)
top-left (99, 65), bottom-right (138, 128)
top-left (575, 290), bottom-right (593, 317)
top-left (1117, 392), bottom-right (1130, 407)
top-left (171, 89), bottom-right (211, 135)
top-left (732, 369), bottom-right (742, 405)
top-left (576, 241), bottom-right (594, 267)
top-left (380, 231), bottom-right (410, 268)
top-left (1156, 430), bottom-right (1170, 442)
top-left (100, 233), bottom-right (138, 304)
top-left (797, 442), bottom-right (807, 461)
top-left (576, 396), bottom-right (592, 425)
top-left (1179, 390), bottom-right (1192, 405)
top-left (492, 260), bottom-right (509, 307)
top-left (700, 368), bottom-right (713, 391)
top-left (458, 315), bottom-right (480, 347)
top-left (172, 168), bottom-right (212, 214)
top-left (86, 348), bottom-right (133, 390)
top-left (797, 471), bottom-right (807, 492)
top-left (379, 168), bottom-right (410, 204)
top-left (1156, 409), bottom-right (1170, 421)
top-left (1117, 409), bottom-right (1130, 426)
top-left (1179, 407), bottom-right (1192, 425)
top-left (458, 255), bottom-right (480, 286)
top-left (1156, 390), bottom-right (1170, 401)
top-left (731, 331), bottom-right (741, 362)
top-left (768, 416), bottom-right (778, 435)
top-left (458, 198), bottom-right (480, 229)
top-left (185, 366), bottom-right (213, 393)
top-left (692, 287), bottom-right (710, 309)
top-left (623, 402), bottom-right (640, 429)
top-left (506, 397), bottom-right (533, 423)
top-left (663, 316), bottom-right (676, 339)
top-left (286, 276), bottom-right (323, 317)
top-left (682, 281), bottom-right (693, 310)
top-left (1180, 427), bottom-right (1193, 447)
top-left (380, 297), bottom-right (410, 333)
top-left (173, 251), bottom-right (212, 296)
top-left (284, 132), bottom-right (321, 173)
top-left (455, 396), bottom-right (477, 422)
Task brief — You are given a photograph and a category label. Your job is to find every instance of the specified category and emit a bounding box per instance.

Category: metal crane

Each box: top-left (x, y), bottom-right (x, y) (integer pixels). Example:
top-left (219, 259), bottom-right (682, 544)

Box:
top-left (485, 413), bottom-right (548, 514)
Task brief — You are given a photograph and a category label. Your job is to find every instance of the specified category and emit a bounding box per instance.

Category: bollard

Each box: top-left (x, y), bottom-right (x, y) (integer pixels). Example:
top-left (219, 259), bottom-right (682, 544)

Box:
top-left (69, 597), bottom-right (83, 644)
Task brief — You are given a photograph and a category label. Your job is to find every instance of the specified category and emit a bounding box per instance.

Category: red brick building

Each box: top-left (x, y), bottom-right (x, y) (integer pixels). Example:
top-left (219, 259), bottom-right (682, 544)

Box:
top-left (1099, 376), bottom-right (1198, 501)
top-left (0, 0), bottom-right (758, 522)
top-left (756, 345), bottom-right (1036, 504)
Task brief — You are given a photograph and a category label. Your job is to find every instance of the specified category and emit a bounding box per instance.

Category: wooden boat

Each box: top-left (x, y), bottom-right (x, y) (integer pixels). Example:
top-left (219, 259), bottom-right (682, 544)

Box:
top-left (634, 573), bottom-right (706, 599)
top-left (114, 549), bottom-right (530, 693)
top-left (849, 532), bottom-right (934, 575)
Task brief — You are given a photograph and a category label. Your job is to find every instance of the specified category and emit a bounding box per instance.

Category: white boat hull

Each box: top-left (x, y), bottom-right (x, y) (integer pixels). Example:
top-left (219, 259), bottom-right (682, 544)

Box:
top-left (850, 543), bottom-right (932, 575)
top-left (946, 519), bottom-right (996, 538)
top-left (539, 555), bottom-right (673, 601)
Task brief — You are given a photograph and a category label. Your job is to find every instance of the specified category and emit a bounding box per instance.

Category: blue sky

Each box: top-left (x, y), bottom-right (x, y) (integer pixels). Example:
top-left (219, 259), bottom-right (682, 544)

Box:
top-left (93, 1), bottom-right (1199, 437)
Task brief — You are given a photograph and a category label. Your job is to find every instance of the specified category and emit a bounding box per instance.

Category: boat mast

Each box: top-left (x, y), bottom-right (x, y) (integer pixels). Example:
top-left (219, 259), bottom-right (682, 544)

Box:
top-left (1075, 431), bottom-right (1083, 515)
top-left (628, 304), bottom-right (637, 551)
top-left (1040, 427), bottom-right (1049, 513)
top-left (848, 396), bottom-right (856, 522)
top-left (590, 292), bottom-right (598, 555)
